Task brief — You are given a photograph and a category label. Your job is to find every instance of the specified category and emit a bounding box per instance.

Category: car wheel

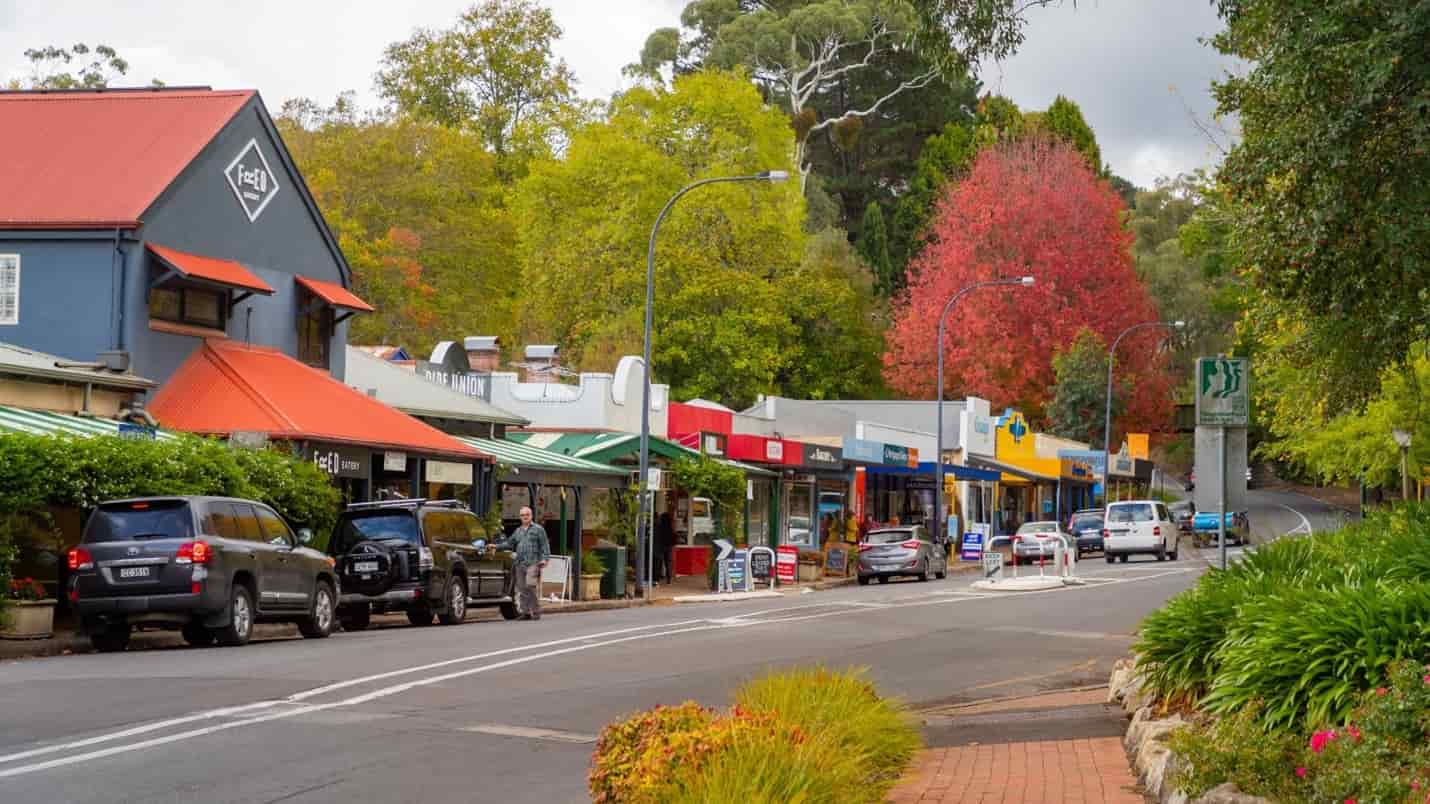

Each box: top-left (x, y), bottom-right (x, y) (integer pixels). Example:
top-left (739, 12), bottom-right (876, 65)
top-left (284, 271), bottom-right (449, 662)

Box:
top-left (857, 575), bottom-right (870, 586)
top-left (215, 584), bottom-right (254, 647)
top-left (407, 605), bottom-right (435, 627)
top-left (299, 581), bottom-right (336, 639)
top-left (182, 622), bottom-right (215, 647)
top-left (1169, 540), bottom-right (1180, 561)
top-left (877, 575), bottom-right (890, 584)
top-left (1119, 555), bottom-right (1129, 563)
top-left (339, 604), bottom-right (371, 632)
top-left (90, 623), bottom-right (131, 653)
top-left (438, 576), bottom-right (468, 626)
top-left (1106, 554), bottom-right (1115, 564)
top-left (918, 560), bottom-right (930, 582)
top-left (935, 565), bottom-right (947, 580)
top-left (1156, 544), bottom-right (1166, 561)
top-left (499, 601), bottom-right (520, 620)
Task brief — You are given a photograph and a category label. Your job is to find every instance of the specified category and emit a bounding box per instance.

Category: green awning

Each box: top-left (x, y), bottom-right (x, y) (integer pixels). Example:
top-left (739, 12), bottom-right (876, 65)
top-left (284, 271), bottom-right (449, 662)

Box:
top-left (508, 431), bottom-right (777, 478)
top-left (457, 436), bottom-right (628, 479)
top-left (0, 405), bottom-right (176, 440)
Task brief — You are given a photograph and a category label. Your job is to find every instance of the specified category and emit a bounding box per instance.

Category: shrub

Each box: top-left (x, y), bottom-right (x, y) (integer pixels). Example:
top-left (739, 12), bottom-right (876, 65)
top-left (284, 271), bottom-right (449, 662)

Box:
top-left (589, 702), bottom-right (715, 804)
top-left (581, 551), bottom-right (606, 576)
top-left (1168, 704), bottom-right (1305, 800)
top-left (733, 666), bottom-right (920, 791)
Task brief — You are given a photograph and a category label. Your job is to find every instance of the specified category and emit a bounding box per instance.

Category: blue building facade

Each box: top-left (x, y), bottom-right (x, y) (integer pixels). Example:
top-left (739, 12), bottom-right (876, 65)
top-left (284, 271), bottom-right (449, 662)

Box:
top-left (0, 89), bottom-right (357, 389)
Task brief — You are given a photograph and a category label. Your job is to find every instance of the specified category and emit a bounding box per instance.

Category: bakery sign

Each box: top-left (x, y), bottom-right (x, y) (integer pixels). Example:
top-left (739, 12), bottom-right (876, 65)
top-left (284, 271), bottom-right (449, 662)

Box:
top-left (224, 139), bottom-right (281, 222)
top-left (309, 442), bottom-right (370, 479)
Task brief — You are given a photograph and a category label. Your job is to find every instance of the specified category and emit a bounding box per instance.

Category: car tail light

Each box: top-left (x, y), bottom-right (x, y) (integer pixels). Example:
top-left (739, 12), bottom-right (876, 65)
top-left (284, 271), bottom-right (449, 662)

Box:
top-left (1153, 526), bottom-right (1161, 537)
top-left (175, 540), bottom-right (213, 565)
top-left (191, 581), bottom-right (203, 594)
top-left (1101, 529), bottom-right (1110, 539)
top-left (857, 544), bottom-right (875, 552)
top-left (901, 540), bottom-right (920, 550)
top-left (68, 547), bottom-right (94, 571)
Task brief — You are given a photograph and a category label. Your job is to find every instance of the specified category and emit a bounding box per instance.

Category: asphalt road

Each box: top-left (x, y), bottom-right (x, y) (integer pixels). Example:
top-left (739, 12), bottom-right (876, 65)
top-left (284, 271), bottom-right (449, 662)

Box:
top-left (0, 489), bottom-right (1343, 804)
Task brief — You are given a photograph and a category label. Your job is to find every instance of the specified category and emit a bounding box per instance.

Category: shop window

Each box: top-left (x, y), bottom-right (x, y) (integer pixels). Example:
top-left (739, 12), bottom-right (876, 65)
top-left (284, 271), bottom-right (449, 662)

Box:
top-left (0, 254), bottom-right (18, 325)
top-left (297, 290), bottom-right (334, 368)
top-left (149, 282), bottom-right (226, 329)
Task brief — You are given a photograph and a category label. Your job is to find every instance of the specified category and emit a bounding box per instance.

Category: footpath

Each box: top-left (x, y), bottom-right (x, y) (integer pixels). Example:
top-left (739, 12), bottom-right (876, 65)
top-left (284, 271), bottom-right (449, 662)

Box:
top-left (889, 687), bottom-right (1146, 803)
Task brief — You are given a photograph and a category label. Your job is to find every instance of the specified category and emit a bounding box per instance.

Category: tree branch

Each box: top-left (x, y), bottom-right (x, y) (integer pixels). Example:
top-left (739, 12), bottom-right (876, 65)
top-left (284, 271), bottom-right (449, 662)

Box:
top-left (806, 68), bottom-right (938, 135)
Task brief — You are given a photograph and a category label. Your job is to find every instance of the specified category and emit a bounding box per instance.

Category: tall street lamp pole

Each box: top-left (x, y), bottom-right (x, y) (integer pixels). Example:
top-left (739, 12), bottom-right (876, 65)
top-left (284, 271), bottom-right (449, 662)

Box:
top-left (935, 276), bottom-right (1035, 547)
top-left (1101, 320), bottom-right (1184, 502)
top-left (636, 170), bottom-right (789, 599)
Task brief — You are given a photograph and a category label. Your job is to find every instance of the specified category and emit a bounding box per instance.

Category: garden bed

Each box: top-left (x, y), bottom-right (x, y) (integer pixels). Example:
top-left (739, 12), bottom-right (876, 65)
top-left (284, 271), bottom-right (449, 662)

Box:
top-left (1125, 503), bottom-right (1430, 801)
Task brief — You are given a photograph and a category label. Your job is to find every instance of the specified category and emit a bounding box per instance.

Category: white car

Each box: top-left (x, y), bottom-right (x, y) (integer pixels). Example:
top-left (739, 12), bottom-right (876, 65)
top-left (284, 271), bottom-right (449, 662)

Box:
top-left (1103, 500), bottom-right (1180, 563)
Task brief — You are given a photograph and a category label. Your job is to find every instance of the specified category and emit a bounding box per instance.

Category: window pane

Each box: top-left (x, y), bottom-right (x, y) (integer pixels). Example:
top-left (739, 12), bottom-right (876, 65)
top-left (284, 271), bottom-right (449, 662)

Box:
top-left (230, 503), bottom-right (264, 542)
top-left (150, 287), bottom-right (181, 322)
top-left (184, 288), bottom-right (223, 328)
top-left (255, 506), bottom-right (292, 546)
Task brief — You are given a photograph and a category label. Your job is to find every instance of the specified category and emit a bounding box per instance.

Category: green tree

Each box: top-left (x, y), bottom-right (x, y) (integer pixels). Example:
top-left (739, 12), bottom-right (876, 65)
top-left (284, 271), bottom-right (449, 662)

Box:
top-left (376, 0), bottom-right (578, 173)
top-left (277, 99), bottom-right (518, 354)
top-left (11, 43), bottom-right (153, 89)
top-left (856, 202), bottom-right (894, 294)
top-left (1029, 94), bottom-right (1102, 173)
top-left (1211, 0), bottom-right (1430, 415)
top-left (1046, 329), bottom-right (1114, 444)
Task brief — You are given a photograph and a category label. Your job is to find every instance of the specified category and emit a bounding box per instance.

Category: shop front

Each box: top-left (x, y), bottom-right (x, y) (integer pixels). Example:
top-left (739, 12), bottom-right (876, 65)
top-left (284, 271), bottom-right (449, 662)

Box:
top-left (1108, 444), bottom-right (1138, 501)
top-left (966, 410), bottom-right (1061, 534)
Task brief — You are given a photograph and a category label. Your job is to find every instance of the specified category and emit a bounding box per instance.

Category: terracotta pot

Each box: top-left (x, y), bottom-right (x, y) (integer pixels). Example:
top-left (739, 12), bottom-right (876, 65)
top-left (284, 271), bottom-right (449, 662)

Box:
top-left (797, 562), bottom-right (821, 582)
top-left (1, 599), bottom-right (56, 640)
top-left (579, 574), bottom-right (603, 601)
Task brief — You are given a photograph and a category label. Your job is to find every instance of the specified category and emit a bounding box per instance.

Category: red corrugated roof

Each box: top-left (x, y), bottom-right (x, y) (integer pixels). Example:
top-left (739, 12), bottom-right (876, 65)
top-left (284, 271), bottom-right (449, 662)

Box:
top-left (295, 275), bottom-right (373, 312)
top-left (0, 89), bottom-right (253, 228)
top-left (150, 339), bottom-right (487, 462)
top-left (148, 242), bottom-right (275, 294)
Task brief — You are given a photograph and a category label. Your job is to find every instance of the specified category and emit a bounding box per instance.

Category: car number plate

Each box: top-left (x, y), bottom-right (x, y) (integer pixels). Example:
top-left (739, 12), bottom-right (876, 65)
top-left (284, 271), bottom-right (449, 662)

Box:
top-left (118, 566), bottom-right (151, 579)
top-left (353, 561), bottom-right (379, 574)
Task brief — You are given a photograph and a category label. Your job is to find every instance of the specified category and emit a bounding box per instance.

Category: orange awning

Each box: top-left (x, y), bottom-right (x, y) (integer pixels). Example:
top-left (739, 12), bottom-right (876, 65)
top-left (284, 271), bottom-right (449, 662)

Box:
top-left (295, 275), bottom-right (373, 312)
top-left (149, 339), bottom-right (487, 462)
top-left (147, 243), bottom-right (274, 295)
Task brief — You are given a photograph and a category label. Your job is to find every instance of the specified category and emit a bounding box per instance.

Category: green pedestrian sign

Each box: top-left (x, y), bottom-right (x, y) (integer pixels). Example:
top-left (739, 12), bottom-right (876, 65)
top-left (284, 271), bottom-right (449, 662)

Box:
top-left (1196, 357), bottom-right (1250, 427)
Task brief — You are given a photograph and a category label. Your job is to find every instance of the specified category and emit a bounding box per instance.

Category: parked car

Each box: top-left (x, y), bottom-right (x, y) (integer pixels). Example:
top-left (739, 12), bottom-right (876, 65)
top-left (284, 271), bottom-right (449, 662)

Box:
top-left (1102, 500), bottom-right (1181, 563)
top-left (1012, 521), bottom-right (1073, 565)
top-left (1192, 510), bottom-right (1251, 547)
top-left (857, 525), bottom-right (947, 584)
top-left (69, 496), bottom-right (339, 652)
top-left (328, 499), bottom-right (518, 630)
top-left (1169, 501), bottom-right (1196, 535)
top-left (1066, 509), bottom-right (1105, 557)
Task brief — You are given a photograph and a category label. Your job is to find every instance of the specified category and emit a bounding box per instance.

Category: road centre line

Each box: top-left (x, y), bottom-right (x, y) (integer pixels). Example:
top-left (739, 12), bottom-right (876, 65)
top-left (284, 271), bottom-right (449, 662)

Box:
top-left (0, 619), bottom-right (704, 768)
top-left (0, 567), bottom-right (1196, 778)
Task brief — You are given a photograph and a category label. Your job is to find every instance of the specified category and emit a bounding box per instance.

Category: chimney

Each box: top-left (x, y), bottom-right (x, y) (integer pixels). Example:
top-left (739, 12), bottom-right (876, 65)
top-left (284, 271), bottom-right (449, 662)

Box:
top-left (523, 344), bottom-right (559, 383)
top-left (464, 336), bottom-right (501, 373)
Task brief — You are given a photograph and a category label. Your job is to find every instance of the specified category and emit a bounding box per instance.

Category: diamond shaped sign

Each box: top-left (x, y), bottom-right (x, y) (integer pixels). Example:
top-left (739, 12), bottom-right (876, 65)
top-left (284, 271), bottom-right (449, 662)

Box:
top-left (224, 139), bottom-right (280, 222)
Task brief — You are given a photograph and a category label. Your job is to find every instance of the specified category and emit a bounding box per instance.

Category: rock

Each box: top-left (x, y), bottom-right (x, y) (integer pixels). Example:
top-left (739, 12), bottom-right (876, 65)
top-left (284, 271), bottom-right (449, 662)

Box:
top-left (1108, 658), bottom-right (1138, 704)
top-left (1192, 782), bottom-right (1272, 804)
top-left (1136, 739), bottom-right (1175, 799)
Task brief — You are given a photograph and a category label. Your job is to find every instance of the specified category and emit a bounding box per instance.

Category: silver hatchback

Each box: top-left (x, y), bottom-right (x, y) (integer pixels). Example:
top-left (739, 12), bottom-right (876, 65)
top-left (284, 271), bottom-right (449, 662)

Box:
top-left (857, 526), bottom-right (948, 585)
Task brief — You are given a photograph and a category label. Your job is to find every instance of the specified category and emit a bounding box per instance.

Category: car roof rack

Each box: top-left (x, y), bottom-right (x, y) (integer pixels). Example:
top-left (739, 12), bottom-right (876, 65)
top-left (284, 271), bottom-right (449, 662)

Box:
top-left (343, 498), bottom-right (470, 511)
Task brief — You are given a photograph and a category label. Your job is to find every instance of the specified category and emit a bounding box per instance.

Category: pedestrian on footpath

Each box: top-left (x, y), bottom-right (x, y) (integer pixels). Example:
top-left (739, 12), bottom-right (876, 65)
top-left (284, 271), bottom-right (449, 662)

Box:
top-left (499, 506), bottom-right (549, 621)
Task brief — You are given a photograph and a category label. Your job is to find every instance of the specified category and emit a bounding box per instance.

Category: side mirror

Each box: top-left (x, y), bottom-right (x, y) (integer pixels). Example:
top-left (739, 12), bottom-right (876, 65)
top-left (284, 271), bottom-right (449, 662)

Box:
top-left (298, 528), bottom-right (314, 545)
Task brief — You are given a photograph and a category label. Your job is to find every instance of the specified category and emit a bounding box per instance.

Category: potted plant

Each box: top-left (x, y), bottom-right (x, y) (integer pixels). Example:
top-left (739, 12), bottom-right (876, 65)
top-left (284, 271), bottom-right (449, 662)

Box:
top-left (797, 550), bottom-right (824, 583)
top-left (580, 551), bottom-right (606, 601)
top-left (2, 577), bottom-right (56, 640)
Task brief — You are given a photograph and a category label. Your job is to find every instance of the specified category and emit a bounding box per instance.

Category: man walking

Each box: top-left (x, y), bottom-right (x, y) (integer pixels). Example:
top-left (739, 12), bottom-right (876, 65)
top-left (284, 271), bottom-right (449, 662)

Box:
top-left (499, 506), bottom-right (549, 621)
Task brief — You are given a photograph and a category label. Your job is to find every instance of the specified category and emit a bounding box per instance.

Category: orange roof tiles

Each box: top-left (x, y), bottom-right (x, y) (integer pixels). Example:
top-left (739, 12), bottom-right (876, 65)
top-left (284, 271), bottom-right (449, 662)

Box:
top-left (147, 243), bottom-right (275, 294)
top-left (0, 89), bottom-right (254, 229)
top-left (295, 275), bottom-right (373, 312)
top-left (149, 339), bottom-right (486, 462)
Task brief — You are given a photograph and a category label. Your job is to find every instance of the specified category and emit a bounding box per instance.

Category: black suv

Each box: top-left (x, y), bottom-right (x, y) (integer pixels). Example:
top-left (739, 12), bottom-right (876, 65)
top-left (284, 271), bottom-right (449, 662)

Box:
top-left (328, 499), bottom-right (518, 630)
top-left (69, 496), bottom-right (340, 652)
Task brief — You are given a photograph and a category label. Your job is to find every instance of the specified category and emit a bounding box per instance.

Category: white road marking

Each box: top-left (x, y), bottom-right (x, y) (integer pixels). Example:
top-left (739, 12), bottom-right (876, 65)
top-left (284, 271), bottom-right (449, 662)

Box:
top-left (461, 724), bottom-right (597, 744)
top-left (1279, 504), bottom-right (1314, 537)
top-left (0, 567), bottom-right (1198, 778)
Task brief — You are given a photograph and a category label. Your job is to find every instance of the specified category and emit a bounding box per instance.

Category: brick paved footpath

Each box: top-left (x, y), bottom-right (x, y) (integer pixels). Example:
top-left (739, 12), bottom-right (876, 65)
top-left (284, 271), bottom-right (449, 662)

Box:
top-left (888, 688), bottom-right (1145, 803)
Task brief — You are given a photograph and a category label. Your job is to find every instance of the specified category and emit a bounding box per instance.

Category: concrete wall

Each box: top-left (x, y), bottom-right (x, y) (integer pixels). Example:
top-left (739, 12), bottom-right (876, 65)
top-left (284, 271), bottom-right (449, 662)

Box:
top-left (0, 235), bottom-right (120, 363)
top-left (488, 355), bottom-right (670, 436)
top-left (960, 397), bottom-right (995, 458)
top-left (856, 421), bottom-right (937, 458)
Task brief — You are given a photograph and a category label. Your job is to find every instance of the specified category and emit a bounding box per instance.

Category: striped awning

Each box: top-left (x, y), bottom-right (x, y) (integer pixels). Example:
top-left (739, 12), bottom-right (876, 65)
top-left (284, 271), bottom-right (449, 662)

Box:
top-left (457, 436), bottom-right (628, 477)
top-left (0, 405), bottom-right (176, 440)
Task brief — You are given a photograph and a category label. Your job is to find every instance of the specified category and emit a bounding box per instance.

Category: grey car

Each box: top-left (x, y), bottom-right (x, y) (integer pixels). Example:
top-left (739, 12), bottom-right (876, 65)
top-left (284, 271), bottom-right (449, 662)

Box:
top-left (1011, 521), bottom-right (1072, 565)
top-left (857, 525), bottom-right (947, 584)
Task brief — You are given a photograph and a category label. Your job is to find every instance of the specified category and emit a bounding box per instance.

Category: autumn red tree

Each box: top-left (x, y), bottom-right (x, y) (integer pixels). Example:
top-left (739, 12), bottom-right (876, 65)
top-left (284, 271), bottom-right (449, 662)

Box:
top-left (883, 136), bottom-right (1173, 437)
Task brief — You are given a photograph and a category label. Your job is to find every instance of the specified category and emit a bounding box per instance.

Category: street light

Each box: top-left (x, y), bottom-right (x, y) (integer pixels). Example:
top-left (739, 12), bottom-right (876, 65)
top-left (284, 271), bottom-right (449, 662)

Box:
top-left (635, 169), bottom-right (790, 598)
top-left (1393, 428), bottom-right (1413, 502)
top-left (934, 276), bottom-right (1035, 547)
top-left (1101, 320), bottom-right (1185, 503)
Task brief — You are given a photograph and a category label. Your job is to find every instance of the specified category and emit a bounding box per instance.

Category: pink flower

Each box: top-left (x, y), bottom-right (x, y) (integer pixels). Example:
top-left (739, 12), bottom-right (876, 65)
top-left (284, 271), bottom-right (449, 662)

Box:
top-left (1310, 730), bottom-right (1338, 754)
top-left (1295, 766), bottom-right (1308, 778)
top-left (1376, 686), bottom-right (1388, 696)
top-left (1347, 725), bottom-right (1362, 741)
top-left (1413, 781), bottom-right (1422, 791)
top-left (1423, 673), bottom-right (1430, 685)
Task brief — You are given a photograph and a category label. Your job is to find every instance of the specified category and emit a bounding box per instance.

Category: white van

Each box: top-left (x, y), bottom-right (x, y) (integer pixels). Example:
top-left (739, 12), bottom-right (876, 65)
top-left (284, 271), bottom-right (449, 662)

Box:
top-left (1103, 500), bottom-right (1180, 563)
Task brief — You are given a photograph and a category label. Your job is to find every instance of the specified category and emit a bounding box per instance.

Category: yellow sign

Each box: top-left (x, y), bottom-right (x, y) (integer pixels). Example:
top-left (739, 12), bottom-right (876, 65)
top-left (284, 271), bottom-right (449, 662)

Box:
top-left (1127, 433), bottom-right (1150, 460)
top-left (995, 410), bottom-right (1060, 480)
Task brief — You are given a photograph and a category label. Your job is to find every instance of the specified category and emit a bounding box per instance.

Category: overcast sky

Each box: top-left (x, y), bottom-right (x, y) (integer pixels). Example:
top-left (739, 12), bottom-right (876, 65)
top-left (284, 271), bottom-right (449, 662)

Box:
top-left (0, 0), bottom-right (1235, 188)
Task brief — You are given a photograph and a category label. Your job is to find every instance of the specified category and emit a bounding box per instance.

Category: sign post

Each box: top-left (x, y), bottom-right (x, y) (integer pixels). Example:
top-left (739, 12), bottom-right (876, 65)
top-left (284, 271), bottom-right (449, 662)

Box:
top-left (1195, 357), bottom-right (1250, 570)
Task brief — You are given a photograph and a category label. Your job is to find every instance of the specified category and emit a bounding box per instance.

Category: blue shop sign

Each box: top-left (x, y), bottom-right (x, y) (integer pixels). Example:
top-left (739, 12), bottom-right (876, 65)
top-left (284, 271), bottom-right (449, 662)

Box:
top-left (960, 532), bottom-right (984, 561)
top-left (842, 438), bottom-right (884, 464)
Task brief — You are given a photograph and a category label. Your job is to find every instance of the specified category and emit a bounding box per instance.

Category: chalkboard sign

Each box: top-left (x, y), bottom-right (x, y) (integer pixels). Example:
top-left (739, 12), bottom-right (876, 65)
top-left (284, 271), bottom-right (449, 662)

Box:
top-left (728, 549), bottom-right (747, 588)
top-left (750, 549), bottom-right (773, 580)
top-left (825, 545), bottom-right (849, 576)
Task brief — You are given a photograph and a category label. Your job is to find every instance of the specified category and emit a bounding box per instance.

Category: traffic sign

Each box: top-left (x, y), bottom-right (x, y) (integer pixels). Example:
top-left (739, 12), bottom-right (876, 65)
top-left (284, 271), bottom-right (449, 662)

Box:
top-left (1196, 357), bottom-right (1250, 427)
top-left (713, 539), bottom-right (734, 562)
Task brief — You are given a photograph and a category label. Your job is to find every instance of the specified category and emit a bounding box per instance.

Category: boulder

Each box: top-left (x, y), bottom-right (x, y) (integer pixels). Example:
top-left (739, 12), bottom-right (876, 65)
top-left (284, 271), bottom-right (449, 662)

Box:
top-left (1192, 782), bottom-right (1272, 804)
